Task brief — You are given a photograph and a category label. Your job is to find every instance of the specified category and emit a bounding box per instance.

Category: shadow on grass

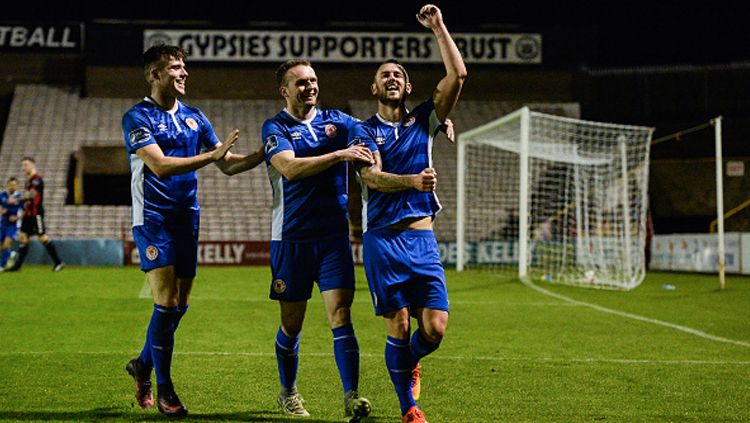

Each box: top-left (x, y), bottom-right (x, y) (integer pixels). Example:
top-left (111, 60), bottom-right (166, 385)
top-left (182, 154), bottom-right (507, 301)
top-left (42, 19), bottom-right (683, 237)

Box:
top-left (0, 407), bottom-right (390, 422)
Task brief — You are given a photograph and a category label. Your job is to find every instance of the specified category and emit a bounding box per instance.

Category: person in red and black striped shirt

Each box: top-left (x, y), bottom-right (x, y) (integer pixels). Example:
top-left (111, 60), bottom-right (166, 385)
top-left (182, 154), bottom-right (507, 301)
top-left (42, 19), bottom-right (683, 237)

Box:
top-left (5, 157), bottom-right (64, 272)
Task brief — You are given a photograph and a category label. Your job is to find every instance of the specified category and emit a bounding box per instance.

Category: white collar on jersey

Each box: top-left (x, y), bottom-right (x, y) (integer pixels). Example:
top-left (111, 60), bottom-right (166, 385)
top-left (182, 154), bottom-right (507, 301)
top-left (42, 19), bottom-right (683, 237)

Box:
top-left (144, 97), bottom-right (180, 114)
top-left (283, 107), bottom-right (318, 124)
top-left (375, 108), bottom-right (411, 127)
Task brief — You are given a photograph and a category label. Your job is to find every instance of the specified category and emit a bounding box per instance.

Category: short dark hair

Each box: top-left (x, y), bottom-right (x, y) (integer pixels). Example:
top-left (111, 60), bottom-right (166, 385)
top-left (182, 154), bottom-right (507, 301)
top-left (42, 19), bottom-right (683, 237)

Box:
top-left (143, 45), bottom-right (187, 82)
top-left (376, 59), bottom-right (410, 84)
top-left (276, 59), bottom-right (312, 87)
top-left (6, 177), bottom-right (17, 183)
top-left (21, 156), bottom-right (34, 163)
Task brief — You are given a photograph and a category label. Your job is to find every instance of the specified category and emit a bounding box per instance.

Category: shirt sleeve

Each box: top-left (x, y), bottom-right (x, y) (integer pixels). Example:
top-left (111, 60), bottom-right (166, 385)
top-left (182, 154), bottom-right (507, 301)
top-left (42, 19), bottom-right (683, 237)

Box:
top-left (197, 110), bottom-right (220, 151)
top-left (349, 122), bottom-right (378, 153)
top-left (262, 120), bottom-right (293, 163)
top-left (414, 99), bottom-right (443, 137)
top-left (122, 110), bottom-right (156, 154)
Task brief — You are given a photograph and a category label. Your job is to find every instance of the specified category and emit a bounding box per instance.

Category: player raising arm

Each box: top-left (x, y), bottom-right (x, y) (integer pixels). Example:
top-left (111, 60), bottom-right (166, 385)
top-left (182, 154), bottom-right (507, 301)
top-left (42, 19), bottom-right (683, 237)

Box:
top-left (355, 4), bottom-right (466, 423)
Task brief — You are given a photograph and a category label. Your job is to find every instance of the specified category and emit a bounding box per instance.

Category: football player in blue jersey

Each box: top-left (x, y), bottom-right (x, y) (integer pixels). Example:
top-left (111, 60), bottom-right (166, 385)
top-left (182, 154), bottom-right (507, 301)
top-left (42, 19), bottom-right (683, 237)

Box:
top-left (0, 177), bottom-right (22, 270)
top-left (122, 45), bottom-right (264, 418)
top-left (354, 5), bottom-right (467, 423)
top-left (261, 59), bottom-right (374, 421)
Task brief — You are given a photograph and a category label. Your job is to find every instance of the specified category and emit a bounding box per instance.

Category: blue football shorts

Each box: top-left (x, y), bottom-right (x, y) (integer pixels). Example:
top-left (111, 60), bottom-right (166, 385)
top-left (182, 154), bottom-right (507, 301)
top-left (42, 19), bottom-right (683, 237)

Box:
top-left (362, 228), bottom-right (449, 316)
top-left (0, 222), bottom-right (18, 241)
top-left (269, 234), bottom-right (356, 301)
top-left (133, 210), bottom-right (200, 278)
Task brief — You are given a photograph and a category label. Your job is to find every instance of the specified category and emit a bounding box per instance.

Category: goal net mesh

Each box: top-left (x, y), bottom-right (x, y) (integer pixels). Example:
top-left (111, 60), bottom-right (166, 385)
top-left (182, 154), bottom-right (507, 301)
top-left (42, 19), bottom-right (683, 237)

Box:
top-left (458, 108), bottom-right (653, 290)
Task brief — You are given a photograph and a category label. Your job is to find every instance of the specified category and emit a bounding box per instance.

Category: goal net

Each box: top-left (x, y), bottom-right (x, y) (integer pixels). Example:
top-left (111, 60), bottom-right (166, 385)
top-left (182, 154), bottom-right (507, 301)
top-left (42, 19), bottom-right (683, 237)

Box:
top-left (456, 107), bottom-right (653, 290)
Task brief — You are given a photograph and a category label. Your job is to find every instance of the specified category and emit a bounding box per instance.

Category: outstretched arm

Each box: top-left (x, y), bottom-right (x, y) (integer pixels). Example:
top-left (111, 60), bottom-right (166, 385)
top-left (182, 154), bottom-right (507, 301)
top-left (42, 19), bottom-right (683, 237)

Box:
top-left (360, 151), bottom-right (437, 193)
top-left (137, 129), bottom-right (238, 178)
top-left (270, 144), bottom-right (374, 181)
top-left (215, 148), bottom-right (265, 175)
top-left (418, 4), bottom-right (467, 122)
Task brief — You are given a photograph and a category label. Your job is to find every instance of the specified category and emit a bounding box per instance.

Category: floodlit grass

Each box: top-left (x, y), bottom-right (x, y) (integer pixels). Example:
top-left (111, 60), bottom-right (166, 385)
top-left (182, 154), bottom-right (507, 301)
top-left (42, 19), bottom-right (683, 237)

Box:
top-left (0, 266), bottom-right (748, 422)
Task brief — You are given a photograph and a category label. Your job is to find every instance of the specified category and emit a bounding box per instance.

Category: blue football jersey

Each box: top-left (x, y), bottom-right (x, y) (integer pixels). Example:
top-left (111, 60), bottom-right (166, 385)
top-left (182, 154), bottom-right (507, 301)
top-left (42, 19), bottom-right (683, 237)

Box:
top-left (122, 98), bottom-right (220, 226)
top-left (355, 99), bottom-right (443, 232)
top-left (262, 108), bottom-right (359, 241)
top-left (0, 191), bottom-right (22, 226)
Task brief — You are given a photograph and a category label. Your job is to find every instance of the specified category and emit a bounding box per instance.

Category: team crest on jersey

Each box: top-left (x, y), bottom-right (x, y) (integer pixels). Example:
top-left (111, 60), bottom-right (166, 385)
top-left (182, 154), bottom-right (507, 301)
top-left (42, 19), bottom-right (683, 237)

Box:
top-left (185, 117), bottom-right (199, 130)
top-left (325, 124), bottom-right (337, 138)
top-left (291, 131), bottom-right (302, 140)
top-left (375, 137), bottom-right (386, 145)
top-left (273, 279), bottom-right (287, 294)
top-left (403, 116), bottom-right (416, 127)
top-left (265, 135), bottom-right (279, 154)
top-left (145, 245), bottom-right (159, 261)
top-left (128, 127), bottom-right (152, 145)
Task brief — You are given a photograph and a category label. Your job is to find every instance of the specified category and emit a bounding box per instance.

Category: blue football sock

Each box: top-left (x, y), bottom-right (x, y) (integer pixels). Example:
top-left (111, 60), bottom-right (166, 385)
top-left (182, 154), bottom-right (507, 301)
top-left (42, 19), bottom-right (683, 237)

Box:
top-left (332, 323), bottom-right (359, 394)
top-left (385, 336), bottom-right (417, 415)
top-left (138, 330), bottom-right (152, 368)
top-left (148, 304), bottom-right (178, 386)
top-left (139, 304), bottom-right (189, 369)
top-left (275, 327), bottom-right (300, 391)
top-left (410, 329), bottom-right (441, 363)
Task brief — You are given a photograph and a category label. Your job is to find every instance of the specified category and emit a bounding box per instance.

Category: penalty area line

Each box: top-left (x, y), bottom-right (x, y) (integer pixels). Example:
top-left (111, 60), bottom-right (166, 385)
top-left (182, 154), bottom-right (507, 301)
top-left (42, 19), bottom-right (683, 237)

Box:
top-left (522, 278), bottom-right (750, 348)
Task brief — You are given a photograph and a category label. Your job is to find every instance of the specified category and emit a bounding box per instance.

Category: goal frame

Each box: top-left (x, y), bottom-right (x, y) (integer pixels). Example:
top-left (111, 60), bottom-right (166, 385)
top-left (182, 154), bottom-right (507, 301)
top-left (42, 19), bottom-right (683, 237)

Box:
top-left (456, 107), bottom-right (654, 289)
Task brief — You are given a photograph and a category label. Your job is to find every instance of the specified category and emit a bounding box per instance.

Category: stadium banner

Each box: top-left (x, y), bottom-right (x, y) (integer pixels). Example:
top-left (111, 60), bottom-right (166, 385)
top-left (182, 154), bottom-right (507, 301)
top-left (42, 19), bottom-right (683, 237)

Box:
top-left (143, 29), bottom-right (541, 64)
top-left (650, 233), bottom-right (743, 273)
top-left (124, 240), bottom-right (270, 266)
top-left (0, 22), bottom-right (83, 52)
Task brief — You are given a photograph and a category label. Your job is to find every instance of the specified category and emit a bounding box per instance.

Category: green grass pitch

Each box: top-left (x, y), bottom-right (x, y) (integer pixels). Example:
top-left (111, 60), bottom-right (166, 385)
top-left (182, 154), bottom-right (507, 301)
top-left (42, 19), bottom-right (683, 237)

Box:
top-left (0, 266), bottom-right (748, 422)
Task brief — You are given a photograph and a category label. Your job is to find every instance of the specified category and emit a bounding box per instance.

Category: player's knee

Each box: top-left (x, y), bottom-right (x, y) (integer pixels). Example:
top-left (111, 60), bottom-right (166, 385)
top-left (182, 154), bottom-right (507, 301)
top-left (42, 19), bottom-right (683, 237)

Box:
top-left (281, 322), bottom-right (303, 338)
top-left (328, 305), bottom-right (351, 327)
top-left (385, 308), bottom-right (411, 338)
top-left (423, 317), bottom-right (448, 343)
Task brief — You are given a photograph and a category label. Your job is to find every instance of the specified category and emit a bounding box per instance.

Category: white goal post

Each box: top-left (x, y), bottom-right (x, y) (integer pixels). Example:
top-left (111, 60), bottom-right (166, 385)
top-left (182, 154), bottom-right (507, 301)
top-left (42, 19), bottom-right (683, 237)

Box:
top-left (456, 107), bottom-right (654, 290)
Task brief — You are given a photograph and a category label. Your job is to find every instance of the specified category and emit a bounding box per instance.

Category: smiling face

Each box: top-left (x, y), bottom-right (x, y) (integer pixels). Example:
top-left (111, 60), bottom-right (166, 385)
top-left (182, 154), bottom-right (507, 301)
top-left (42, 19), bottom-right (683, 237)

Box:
top-left (372, 62), bottom-right (412, 106)
top-left (151, 56), bottom-right (188, 98)
top-left (280, 64), bottom-right (319, 110)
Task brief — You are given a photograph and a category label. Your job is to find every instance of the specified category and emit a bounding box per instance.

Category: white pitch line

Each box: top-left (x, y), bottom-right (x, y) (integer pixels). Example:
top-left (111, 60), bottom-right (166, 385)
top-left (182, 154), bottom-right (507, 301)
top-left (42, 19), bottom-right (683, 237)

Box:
top-left (522, 278), bottom-right (750, 348)
top-left (0, 350), bottom-right (748, 365)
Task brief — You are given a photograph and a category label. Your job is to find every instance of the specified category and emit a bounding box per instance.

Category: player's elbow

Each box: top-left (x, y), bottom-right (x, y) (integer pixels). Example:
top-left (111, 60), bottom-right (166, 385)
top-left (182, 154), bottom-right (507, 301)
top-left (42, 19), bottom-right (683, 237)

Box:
top-left (361, 172), bottom-right (380, 191)
top-left (149, 165), bottom-right (171, 179)
top-left (281, 168), bottom-right (302, 181)
top-left (217, 163), bottom-right (236, 176)
top-left (454, 68), bottom-right (467, 83)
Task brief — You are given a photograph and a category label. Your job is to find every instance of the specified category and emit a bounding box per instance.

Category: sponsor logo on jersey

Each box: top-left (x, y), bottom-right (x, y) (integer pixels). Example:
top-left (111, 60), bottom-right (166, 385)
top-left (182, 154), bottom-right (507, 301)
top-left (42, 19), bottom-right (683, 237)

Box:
top-left (325, 124), bottom-right (337, 138)
top-left (291, 131), bottom-right (302, 140)
top-left (403, 116), bottom-right (416, 127)
top-left (264, 134), bottom-right (279, 154)
top-left (129, 127), bottom-right (152, 145)
top-left (273, 279), bottom-right (286, 294)
top-left (157, 123), bottom-right (168, 132)
top-left (145, 245), bottom-right (159, 261)
top-left (375, 137), bottom-right (386, 145)
top-left (185, 117), bottom-right (199, 130)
